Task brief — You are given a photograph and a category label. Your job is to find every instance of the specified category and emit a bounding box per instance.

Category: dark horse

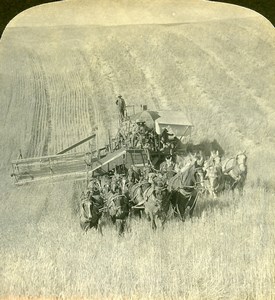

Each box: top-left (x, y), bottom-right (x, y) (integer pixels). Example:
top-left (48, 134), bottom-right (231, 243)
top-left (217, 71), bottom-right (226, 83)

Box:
top-left (167, 163), bottom-right (200, 221)
top-left (143, 178), bottom-right (171, 230)
top-left (79, 190), bottom-right (104, 234)
top-left (104, 190), bottom-right (130, 235)
top-left (127, 180), bottom-right (151, 218)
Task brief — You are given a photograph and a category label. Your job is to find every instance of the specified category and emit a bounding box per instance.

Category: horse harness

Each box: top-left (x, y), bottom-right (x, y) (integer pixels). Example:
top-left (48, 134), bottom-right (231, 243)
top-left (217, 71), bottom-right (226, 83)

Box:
top-left (103, 193), bottom-right (126, 214)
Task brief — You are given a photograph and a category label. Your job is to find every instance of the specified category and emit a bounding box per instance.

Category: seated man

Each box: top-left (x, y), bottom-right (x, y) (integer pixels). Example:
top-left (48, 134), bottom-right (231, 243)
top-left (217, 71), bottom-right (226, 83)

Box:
top-left (136, 119), bottom-right (151, 148)
top-left (161, 128), bottom-right (173, 144)
top-left (127, 165), bottom-right (141, 183)
top-left (160, 128), bottom-right (175, 153)
top-left (159, 155), bottom-right (176, 179)
top-left (129, 121), bottom-right (139, 148)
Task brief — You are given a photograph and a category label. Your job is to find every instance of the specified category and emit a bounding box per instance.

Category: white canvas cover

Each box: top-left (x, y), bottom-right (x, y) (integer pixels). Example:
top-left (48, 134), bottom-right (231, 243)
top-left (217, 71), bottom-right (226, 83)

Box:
top-left (155, 111), bottom-right (193, 137)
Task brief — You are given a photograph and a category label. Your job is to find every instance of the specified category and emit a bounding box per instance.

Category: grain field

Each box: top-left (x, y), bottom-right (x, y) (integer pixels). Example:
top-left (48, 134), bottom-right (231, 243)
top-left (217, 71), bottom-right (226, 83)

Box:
top-left (0, 1), bottom-right (274, 299)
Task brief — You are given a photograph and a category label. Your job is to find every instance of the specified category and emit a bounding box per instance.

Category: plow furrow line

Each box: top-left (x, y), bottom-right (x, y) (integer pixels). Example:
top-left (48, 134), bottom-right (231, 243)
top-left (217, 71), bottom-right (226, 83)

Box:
top-left (117, 37), bottom-right (165, 110)
top-left (26, 52), bottom-right (47, 156)
top-left (166, 26), bottom-right (274, 131)
top-left (77, 50), bottom-right (104, 132)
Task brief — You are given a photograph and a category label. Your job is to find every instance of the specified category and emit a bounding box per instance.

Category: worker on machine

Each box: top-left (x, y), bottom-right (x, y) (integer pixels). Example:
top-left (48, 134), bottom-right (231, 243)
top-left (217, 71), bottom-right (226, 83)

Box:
top-left (116, 95), bottom-right (126, 123)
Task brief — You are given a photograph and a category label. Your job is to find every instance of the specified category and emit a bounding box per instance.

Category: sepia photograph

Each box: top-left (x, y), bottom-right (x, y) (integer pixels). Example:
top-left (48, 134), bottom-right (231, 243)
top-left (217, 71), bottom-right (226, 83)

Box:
top-left (0, 0), bottom-right (274, 299)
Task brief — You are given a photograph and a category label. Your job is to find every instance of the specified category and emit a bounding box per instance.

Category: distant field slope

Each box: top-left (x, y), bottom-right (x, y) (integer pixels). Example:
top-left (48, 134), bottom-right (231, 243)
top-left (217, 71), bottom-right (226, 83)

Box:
top-left (8, 0), bottom-right (260, 27)
top-left (0, 10), bottom-right (274, 184)
top-left (0, 2), bottom-right (274, 299)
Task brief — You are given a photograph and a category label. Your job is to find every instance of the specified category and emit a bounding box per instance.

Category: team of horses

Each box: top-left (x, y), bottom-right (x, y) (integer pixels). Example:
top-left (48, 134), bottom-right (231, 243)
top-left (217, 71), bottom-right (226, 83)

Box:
top-left (79, 151), bottom-right (247, 235)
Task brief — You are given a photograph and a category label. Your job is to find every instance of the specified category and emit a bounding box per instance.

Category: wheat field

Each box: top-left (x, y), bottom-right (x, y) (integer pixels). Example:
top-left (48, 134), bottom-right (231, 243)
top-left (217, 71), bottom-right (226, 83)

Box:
top-left (0, 181), bottom-right (274, 299)
top-left (0, 1), bottom-right (275, 299)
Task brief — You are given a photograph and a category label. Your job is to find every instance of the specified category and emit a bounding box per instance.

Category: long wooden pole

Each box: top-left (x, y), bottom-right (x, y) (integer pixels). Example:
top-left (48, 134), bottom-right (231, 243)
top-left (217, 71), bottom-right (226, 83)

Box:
top-left (56, 133), bottom-right (96, 155)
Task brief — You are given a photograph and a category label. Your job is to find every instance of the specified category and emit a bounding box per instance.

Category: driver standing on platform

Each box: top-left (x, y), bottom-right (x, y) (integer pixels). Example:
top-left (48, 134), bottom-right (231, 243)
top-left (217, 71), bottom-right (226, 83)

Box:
top-left (116, 95), bottom-right (126, 122)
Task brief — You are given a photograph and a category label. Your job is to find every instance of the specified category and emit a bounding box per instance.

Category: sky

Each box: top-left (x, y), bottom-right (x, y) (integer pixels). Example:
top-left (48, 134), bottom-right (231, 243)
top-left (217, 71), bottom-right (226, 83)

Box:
top-left (0, 0), bottom-right (274, 37)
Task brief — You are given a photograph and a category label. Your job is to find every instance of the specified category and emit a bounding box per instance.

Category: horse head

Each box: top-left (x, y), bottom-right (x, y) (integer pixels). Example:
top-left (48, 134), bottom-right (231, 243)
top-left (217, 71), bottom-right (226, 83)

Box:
top-left (88, 178), bottom-right (102, 194)
top-left (110, 174), bottom-right (121, 193)
top-left (152, 190), bottom-right (166, 206)
top-left (99, 175), bottom-right (110, 193)
top-left (210, 150), bottom-right (221, 165)
top-left (204, 155), bottom-right (223, 198)
top-left (80, 193), bottom-right (94, 221)
top-left (107, 193), bottom-right (128, 220)
top-left (195, 151), bottom-right (205, 167)
top-left (204, 150), bottom-right (221, 170)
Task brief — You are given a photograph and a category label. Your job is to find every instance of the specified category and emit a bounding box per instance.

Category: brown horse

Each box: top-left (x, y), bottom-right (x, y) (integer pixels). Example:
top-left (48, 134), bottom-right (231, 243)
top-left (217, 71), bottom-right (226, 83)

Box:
top-left (127, 180), bottom-right (151, 218)
top-left (128, 180), bottom-right (151, 205)
top-left (168, 163), bottom-right (200, 220)
top-left (144, 179), bottom-right (171, 230)
top-left (104, 191), bottom-right (130, 235)
top-left (79, 190), bottom-right (104, 234)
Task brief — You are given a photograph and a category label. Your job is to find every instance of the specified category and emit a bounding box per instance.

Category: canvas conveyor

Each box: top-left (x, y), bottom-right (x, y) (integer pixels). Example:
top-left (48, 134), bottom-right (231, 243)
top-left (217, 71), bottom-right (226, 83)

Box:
top-left (11, 152), bottom-right (91, 185)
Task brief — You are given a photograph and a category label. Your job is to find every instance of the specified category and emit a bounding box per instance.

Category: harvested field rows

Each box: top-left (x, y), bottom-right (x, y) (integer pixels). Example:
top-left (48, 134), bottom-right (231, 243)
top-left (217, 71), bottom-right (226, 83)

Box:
top-left (38, 48), bottom-right (93, 154)
top-left (1, 21), bottom-right (274, 164)
top-left (26, 50), bottom-right (50, 157)
top-left (0, 7), bottom-right (274, 299)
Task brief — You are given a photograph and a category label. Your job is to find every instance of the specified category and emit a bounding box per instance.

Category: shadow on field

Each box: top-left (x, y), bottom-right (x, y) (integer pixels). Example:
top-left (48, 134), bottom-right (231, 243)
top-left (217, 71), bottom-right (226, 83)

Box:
top-left (185, 139), bottom-right (225, 156)
top-left (251, 178), bottom-right (275, 193)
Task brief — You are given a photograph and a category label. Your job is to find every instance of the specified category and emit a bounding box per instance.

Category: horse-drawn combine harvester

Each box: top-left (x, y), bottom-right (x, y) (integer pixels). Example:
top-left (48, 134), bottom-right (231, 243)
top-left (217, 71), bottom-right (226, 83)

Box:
top-left (11, 105), bottom-right (193, 186)
top-left (11, 104), bottom-right (247, 232)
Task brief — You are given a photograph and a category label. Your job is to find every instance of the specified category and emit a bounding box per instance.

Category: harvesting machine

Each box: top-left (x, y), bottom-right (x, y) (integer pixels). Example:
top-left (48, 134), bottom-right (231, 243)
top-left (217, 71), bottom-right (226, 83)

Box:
top-left (11, 105), bottom-right (193, 185)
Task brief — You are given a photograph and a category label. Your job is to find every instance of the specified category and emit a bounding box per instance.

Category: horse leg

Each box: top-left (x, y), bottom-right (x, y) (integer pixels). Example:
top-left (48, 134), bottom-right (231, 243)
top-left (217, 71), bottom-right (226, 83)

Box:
top-left (125, 217), bottom-right (131, 233)
top-left (80, 220), bottom-right (90, 233)
top-left (208, 180), bottom-right (217, 199)
top-left (126, 207), bottom-right (132, 231)
top-left (151, 214), bottom-right (157, 231)
top-left (111, 216), bottom-right (116, 225)
top-left (97, 218), bottom-right (103, 236)
top-left (209, 185), bottom-right (217, 199)
top-left (117, 219), bottom-right (125, 236)
top-left (84, 225), bottom-right (89, 234)
top-left (177, 195), bottom-right (187, 222)
top-left (183, 205), bottom-right (191, 220)
top-left (121, 219), bottom-right (126, 235)
top-left (160, 213), bottom-right (167, 230)
top-left (189, 199), bottom-right (196, 218)
top-left (176, 202), bottom-right (184, 221)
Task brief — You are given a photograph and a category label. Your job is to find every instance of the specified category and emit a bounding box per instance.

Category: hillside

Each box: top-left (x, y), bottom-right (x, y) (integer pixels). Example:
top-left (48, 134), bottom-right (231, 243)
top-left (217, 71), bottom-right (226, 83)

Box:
top-left (0, 15), bottom-right (274, 183)
top-left (0, 1), bottom-right (274, 299)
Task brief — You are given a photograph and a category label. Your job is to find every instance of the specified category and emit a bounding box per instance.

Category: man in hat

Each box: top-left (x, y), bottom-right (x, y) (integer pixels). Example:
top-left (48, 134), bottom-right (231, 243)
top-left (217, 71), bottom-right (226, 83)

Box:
top-left (116, 95), bottom-right (126, 122)
top-left (160, 128), bottom-right (175, 154)
top-left (159, 155), bottom-right (175, 179)
top-left (135, 119), bottom-right (150, 148)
